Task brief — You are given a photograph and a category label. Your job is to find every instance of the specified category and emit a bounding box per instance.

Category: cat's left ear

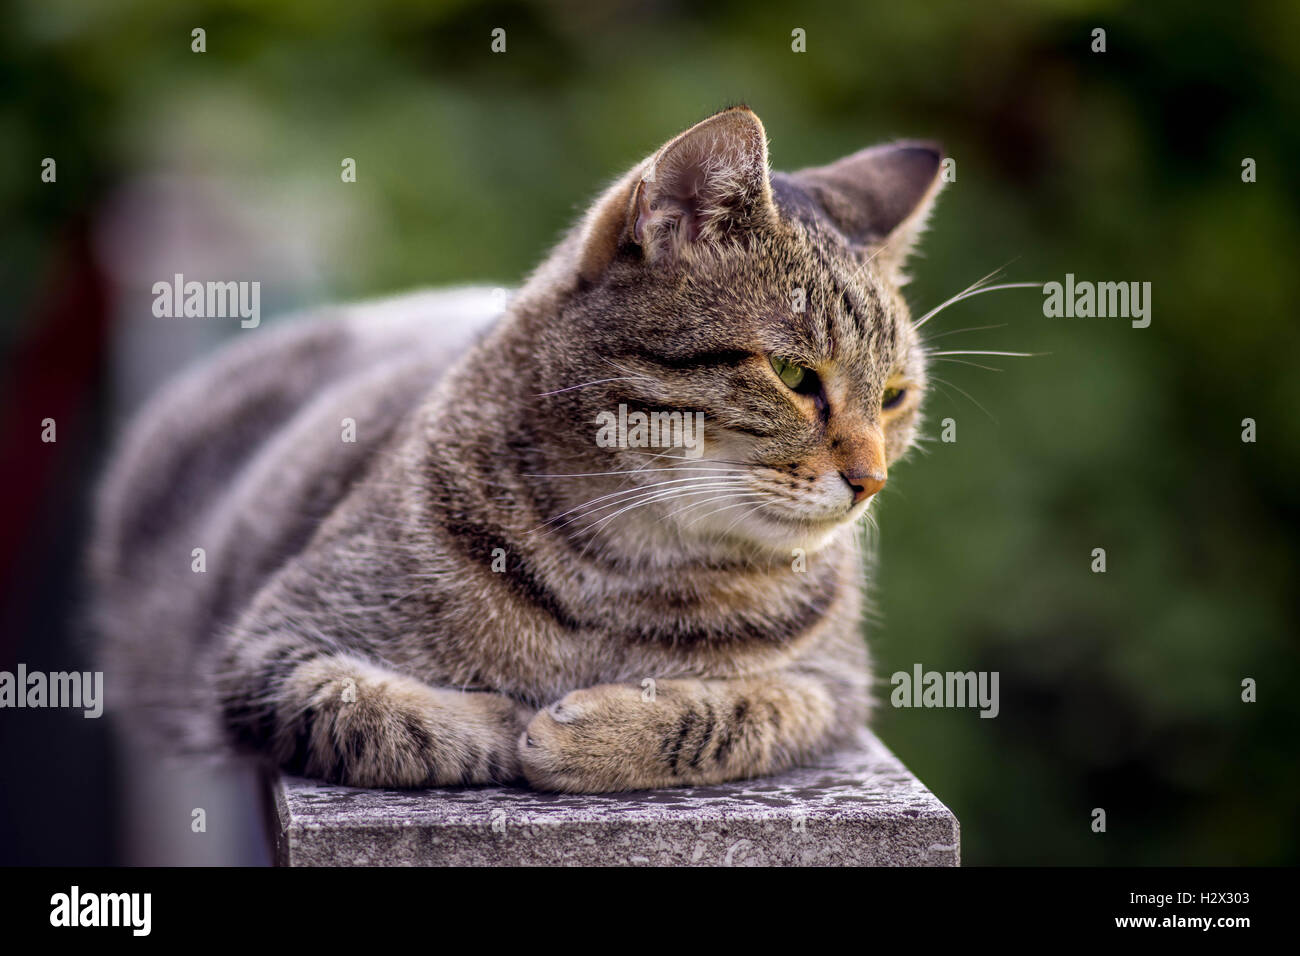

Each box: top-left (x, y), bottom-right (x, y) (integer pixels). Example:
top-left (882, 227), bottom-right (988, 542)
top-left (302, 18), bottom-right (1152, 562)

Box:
top-left (578, 107), bottom-right (775, 281)
top-left (789, 141), bottom-right (945, 284)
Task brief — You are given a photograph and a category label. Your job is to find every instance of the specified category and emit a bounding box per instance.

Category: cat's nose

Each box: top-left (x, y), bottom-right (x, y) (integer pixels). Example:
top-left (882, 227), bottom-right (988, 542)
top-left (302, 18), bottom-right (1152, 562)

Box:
top-left (830, 425), bottom-right (887, 504)
top-left (841, 467), bottom-right (886, 504)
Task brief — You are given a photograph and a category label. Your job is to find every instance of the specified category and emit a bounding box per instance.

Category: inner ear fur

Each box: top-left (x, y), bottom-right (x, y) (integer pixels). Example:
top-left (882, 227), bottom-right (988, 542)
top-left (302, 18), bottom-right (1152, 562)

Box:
top-left (791, 141), bottom-right (945, 282)
top-left (577, 106), bottom-right (774, 281)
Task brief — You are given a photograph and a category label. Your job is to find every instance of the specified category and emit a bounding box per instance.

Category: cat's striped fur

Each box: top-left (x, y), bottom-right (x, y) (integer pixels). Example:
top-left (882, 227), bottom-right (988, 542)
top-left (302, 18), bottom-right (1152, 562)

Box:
top-left (91, 107), bottom-right (944, 791)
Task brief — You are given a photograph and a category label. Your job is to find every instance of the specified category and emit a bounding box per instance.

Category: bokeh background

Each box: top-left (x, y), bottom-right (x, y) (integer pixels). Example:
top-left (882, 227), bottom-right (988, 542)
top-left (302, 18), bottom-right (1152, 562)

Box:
top-left (2, 0), bottom-right (1297, 865)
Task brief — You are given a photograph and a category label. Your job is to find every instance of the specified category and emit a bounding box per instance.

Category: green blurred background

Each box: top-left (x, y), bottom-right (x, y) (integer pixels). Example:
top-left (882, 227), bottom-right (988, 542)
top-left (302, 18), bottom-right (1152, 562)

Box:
top-left (1, 0), bottom-right (1296, 864)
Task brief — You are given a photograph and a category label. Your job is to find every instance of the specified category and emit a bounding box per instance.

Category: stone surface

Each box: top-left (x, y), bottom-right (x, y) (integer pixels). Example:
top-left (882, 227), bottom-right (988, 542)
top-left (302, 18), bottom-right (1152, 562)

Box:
top-left (271, 729), bottom-right (959, 866)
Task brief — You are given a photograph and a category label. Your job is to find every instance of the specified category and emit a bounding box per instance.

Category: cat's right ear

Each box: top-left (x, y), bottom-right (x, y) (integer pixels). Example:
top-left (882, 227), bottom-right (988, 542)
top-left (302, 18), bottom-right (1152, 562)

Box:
top-left (577, 107), bottom-right (776, 282)
top-left (788, 141), bottom-right (945, 285)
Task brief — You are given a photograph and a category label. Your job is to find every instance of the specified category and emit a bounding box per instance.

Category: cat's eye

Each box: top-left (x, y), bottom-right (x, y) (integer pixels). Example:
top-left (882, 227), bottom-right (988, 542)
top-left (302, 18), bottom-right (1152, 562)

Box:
top-left (770, 356), bottom-right (815, 393)
top-left (882, 387), bottom-right (906, 410)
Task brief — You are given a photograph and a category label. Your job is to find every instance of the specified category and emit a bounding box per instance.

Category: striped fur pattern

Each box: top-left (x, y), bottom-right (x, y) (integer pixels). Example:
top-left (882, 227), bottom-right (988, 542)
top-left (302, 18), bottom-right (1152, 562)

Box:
top-left (91, 107), bottom-right (945, 791)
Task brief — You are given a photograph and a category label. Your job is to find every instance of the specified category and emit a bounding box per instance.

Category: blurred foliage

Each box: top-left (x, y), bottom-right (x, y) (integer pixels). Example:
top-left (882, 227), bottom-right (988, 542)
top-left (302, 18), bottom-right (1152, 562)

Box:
top-left (3, 0), bottom-right (1297, 863)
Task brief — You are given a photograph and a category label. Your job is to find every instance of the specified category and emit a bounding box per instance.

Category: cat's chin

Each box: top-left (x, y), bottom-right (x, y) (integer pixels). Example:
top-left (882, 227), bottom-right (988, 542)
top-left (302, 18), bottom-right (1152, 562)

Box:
top-left (687, 506), bottom-right (856, 559)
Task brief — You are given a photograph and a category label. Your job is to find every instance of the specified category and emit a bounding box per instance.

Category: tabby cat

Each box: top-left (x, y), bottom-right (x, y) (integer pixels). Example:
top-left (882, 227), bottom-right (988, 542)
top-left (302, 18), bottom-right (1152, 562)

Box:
top-left (91, 106), bottom-right (944, 792)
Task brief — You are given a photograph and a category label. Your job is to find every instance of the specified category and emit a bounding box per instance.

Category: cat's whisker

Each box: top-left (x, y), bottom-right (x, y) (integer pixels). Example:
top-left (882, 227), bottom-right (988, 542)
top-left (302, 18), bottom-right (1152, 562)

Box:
top-left (527, 476), bottom-right (749, 533)
top-left (912, 262), bottom-right (1008, 317)
top-left (928, 373), bottom-right (997, 423)
top-left (921, 322), bottom-right (1008, 343)
top-left (926, 349), bottom-right (1038, 357)
top-left (681, 495), bottom-right (772, 532)
top-left (625, 449), bottom-right (731, 473)
top-left (952, 257), bottom-right (1023, 296)
top-left (572, 483), bottom-right (757, 545)
top-left (710, 498), bottom-right (775, 543)
top-left (534, 377), bottom-right (641, 397)
top-left (914, 281), bottom-right (1043, 329)
top-left (930, 358), bottom-right (1005, 372)
top-left (522, 464), bottom-right (742, 479)
top-left (847, 230), bottom-right (899, 286)
top-left (666, 491), bottom-right (769, 527)
top-left (571, 488), bottom-right (726, 558)
top-left (597, 358), bottom-right (662, 394)
top-left (627, 449), bottom-right (757, 469)
top-left (922, 377), bottom-right (962, 410)
top-left (539, 489), bottom-right (750, 539)
top-left (854, 509), bottom-right (880, 551)
top-left (550, 482), bottom-right (752, 539)
top-left (926, 345), bottom-right (1045, 373)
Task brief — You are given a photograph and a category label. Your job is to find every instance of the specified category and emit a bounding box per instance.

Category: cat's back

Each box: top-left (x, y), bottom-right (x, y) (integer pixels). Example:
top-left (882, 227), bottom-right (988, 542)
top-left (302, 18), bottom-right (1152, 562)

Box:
top-left (89, 287), bottom-right (503, 735)
top-left (95, 287), bottom-right (502, 567)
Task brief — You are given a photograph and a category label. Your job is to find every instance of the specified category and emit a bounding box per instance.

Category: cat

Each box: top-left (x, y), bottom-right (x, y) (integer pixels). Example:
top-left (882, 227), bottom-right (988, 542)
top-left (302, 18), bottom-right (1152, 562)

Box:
top-left (90, 106), bottom-right (944, 792)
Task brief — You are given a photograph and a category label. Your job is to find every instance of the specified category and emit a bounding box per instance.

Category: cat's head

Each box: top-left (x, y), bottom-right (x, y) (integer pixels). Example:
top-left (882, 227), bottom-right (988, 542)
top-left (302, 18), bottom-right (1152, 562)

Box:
top-left (526, 106), bottom-right (944, 558)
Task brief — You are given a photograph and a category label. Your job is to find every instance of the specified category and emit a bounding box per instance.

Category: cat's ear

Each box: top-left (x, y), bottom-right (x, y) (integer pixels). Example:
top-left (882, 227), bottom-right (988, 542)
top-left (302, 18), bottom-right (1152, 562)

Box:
top-left (790, 141), bottom-right (945, 284)
top-left (578, 107), bottom-right (775, 280)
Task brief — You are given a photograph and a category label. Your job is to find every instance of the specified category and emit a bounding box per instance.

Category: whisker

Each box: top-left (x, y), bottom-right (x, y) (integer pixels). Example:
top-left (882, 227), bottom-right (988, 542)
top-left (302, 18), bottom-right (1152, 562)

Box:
top-left (712, 498), bottom-right (774, 541)
top-left (931, 358), bottom-right (1005, 372)
top-left (926, 349), bottom-right (1038, 357)
top-left (681, 495), bottom-right (770, 530)
top-left (914, 281), bottom-right (1044, 329)
top-left (522, 464), bottom-right (741, 479)
top-left (662, 489), bottom-right (765, 521)
top-left (534, 377), bottom-right (640, 397)
top-left (928, 374), bottom-right (997, 423)
top-left (922, 322), bottom-right (1008, 342)
top-left (625, 449), bottom-right (758, 469)
top-left (528, 476), bottom-right (749, 532)
top-left (921, 262), bottom-right (1009, 308)
top-left (848, 228), bottom-right (904, 286)
top-left (573, 485), bottom-right (753, 557)
top-left (566, 483), bottom-right (752, 540)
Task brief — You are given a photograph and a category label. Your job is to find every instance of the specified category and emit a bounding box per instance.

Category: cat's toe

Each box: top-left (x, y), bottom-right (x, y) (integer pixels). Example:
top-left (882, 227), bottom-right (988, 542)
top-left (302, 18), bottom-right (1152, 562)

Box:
top-left (517, 710), bottom-right (570, 789)
top-left (545, 694), bottom-right (588, 724)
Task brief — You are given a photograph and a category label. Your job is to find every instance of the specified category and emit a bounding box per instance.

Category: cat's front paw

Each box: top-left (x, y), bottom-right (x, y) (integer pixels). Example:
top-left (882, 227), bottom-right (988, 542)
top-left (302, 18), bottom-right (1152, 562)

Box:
top-left (518, 684), bottom-right (653, 793)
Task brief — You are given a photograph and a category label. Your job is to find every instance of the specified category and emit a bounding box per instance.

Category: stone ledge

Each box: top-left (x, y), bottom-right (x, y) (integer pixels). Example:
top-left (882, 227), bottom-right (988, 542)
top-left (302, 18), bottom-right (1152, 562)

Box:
top-left (271, 729), bottom-right (959, 866)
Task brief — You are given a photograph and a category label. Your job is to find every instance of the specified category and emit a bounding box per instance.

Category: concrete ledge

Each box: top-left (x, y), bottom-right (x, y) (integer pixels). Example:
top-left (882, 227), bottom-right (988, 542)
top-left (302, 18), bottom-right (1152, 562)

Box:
top-left (271, 729), bottom-right (959, 866)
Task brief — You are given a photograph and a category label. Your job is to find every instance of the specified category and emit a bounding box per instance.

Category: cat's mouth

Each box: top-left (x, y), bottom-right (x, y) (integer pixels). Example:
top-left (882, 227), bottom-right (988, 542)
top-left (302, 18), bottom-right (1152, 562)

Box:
top-left (751, 480), bottom-right (872, 530)
top-left (707, 497), bottom-right (865, 553)
top-left (765, 504), bottom-right (863, 531)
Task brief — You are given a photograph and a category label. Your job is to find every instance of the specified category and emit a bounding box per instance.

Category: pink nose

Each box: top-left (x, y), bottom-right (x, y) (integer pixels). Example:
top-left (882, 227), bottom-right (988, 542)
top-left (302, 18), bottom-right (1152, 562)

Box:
top-left (841, 469), bottom-right (886, 504)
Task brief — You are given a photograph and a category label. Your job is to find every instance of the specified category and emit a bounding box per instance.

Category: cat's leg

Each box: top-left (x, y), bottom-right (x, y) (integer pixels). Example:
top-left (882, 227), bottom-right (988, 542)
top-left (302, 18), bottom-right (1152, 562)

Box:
top-left (518, 635), bottom-right (870, 793)
top-left (216, 630), bottom-right (529, 788)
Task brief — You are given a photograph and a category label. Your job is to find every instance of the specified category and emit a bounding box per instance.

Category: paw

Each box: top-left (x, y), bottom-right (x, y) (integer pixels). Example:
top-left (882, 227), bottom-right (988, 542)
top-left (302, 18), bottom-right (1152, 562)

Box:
top-left (539, 685), bottom-right (623, 724)
top-left (518, 684), bottom-right (650, 792)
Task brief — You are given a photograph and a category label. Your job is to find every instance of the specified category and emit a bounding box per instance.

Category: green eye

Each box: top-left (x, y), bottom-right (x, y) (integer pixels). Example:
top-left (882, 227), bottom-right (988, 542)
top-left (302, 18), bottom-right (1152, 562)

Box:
top-left (770, 356), bottom-right (807, 391)
top-left (882, 387), bottom-right (906, 410)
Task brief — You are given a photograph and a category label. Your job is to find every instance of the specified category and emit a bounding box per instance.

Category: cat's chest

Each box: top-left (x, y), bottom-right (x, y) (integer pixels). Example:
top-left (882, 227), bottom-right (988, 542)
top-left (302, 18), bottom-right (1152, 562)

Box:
top-left (408, 553), bottom-right (854, 704)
